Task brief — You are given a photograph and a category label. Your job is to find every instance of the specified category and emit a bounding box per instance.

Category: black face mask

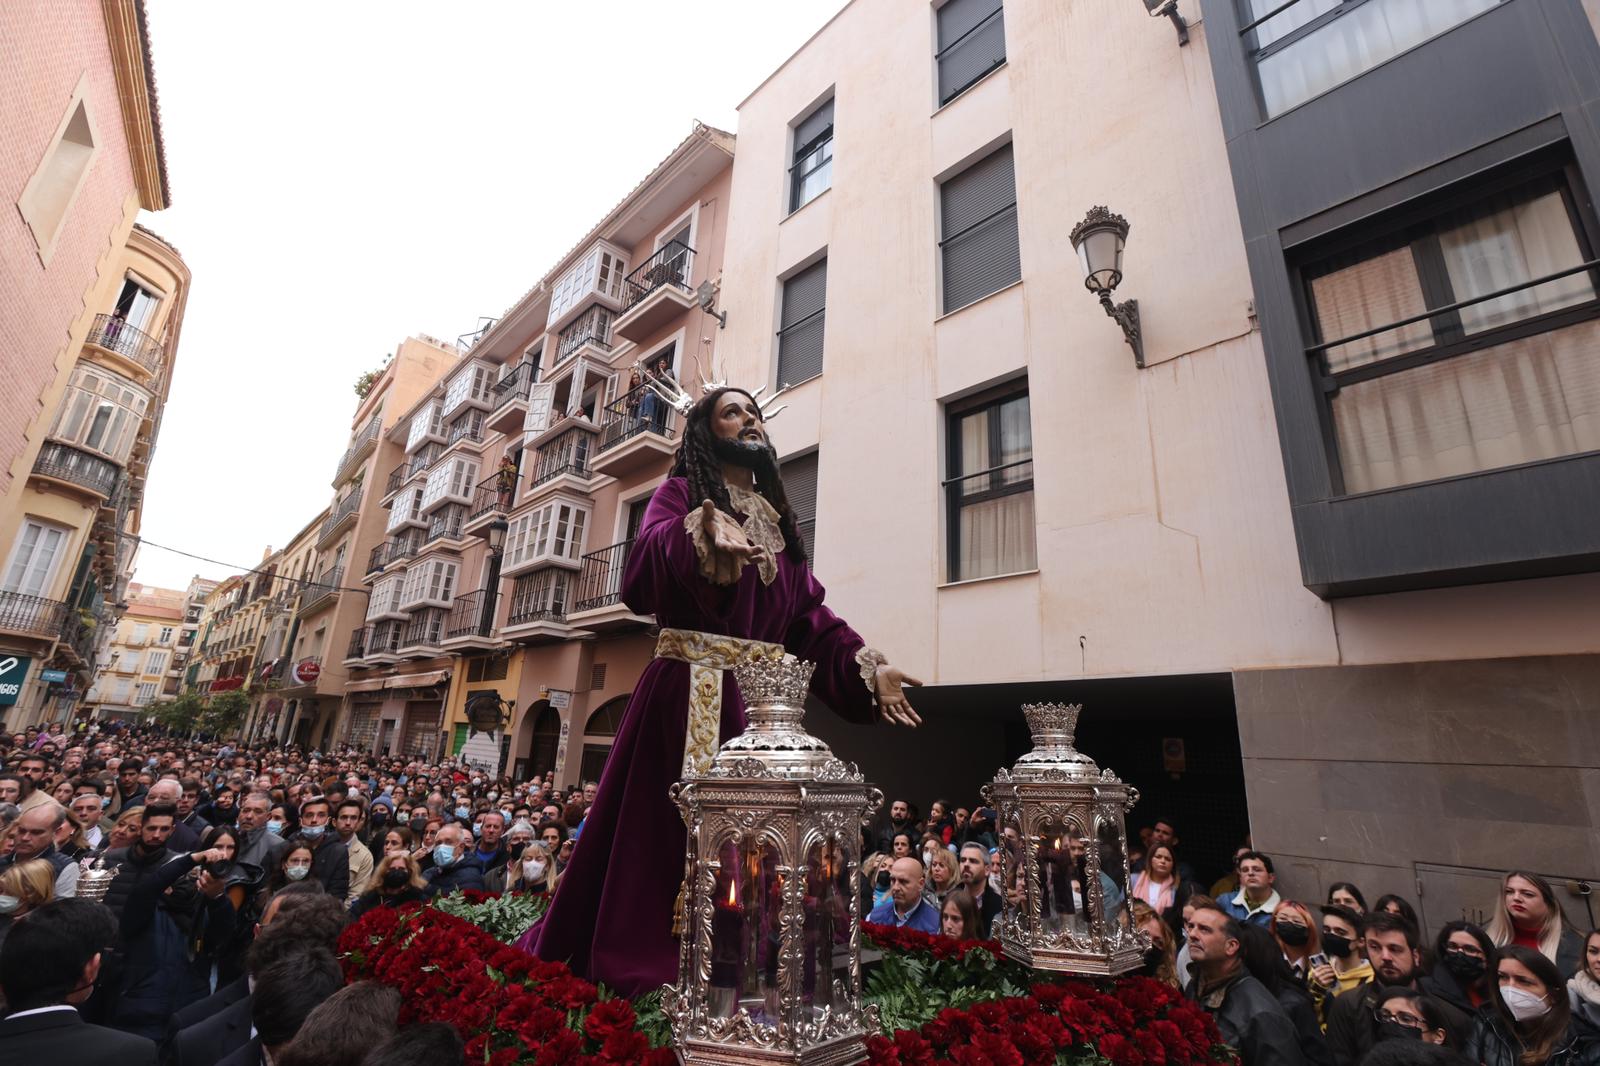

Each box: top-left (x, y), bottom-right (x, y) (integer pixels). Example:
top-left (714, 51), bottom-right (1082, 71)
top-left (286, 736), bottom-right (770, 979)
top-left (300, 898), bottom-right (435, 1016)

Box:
top-left (1377, 1021), bottom-right (1423, 1043)
top-left (876, 870), bottom-right (891, 890)
top-left (1142, 946), bottom-right (1166, 974)
top-left (370, 810), bottom-right (388, 827)
top-left (1322, 932), bottom-right (1353, 959)
top-left (382, 868), bottom-right (409, 890)
top-left (1278, 923), bottom-right (1311, 947)
top-left (1441, 950), bottom-right (1485, 983)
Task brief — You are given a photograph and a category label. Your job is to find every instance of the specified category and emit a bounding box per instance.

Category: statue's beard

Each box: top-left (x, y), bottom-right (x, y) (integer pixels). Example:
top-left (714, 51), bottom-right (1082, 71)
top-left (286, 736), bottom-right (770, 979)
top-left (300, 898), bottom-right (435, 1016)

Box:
top-left (712, 435), bottom-right (778, 473)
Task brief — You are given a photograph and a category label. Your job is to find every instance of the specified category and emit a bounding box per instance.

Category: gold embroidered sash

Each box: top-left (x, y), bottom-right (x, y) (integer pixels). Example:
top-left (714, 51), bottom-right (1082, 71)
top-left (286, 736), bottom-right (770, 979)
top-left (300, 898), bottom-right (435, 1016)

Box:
top-left (655, 627), bottom-right (783, 776)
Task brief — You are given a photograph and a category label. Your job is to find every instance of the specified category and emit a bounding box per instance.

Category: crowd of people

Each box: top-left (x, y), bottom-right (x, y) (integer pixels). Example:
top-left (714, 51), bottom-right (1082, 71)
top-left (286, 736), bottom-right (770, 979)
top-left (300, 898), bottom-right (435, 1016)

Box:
top-left (1, 721), bottom-right (1598, 1066)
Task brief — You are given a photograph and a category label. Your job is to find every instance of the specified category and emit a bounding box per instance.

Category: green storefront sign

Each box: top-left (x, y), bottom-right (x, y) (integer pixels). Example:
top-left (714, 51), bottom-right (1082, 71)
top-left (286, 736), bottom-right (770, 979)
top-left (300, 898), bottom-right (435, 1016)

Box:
top-left (0, 656), bottom-right (33, 706)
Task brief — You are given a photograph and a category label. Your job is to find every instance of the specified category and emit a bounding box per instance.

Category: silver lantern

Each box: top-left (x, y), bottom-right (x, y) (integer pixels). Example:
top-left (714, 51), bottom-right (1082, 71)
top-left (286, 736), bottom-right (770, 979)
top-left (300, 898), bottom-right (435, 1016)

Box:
top-left (985, 702), bottom-right (1146, 974)
top-left (663, 655), bottom-right (881, 1066)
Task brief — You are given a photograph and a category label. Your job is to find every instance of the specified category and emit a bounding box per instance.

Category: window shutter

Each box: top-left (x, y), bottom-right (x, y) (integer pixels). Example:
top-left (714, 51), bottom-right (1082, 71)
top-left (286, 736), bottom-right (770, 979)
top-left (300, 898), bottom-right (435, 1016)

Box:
top-left (777, 259), bottom-right (828, 387)
top-left (780, 452), bottom-right (819, 564)
top-left (794, 98), bottom-right (834, 154)
top-left (937, 0), bottom-right (1005, 104)
top-left (591, 662), bottom-right (607, 690)
top-left (941, 144), bottom-right (1020, 311)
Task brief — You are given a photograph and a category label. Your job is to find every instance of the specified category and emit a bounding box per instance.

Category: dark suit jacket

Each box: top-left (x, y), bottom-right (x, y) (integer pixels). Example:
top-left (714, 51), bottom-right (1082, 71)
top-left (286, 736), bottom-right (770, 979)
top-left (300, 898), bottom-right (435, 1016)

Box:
top-left (0, 1006), bottom-right (158, 1065)
top-left (166, 973), bottom-right (249, 1038)
top-left (213, 1034), bottom-right (262, 1066)
top-left (169, 993), bottom-right (252, 1066)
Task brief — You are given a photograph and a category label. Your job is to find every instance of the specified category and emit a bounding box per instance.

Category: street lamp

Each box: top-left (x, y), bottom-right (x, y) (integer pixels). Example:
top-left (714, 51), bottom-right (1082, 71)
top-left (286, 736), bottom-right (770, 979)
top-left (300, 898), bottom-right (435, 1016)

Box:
top-left (1069, 206), bottom-right (1145, 368)
top-left (1143, 0), bottom-right (1190, 45)
top-left (478, 518), bottom-right (510, 636)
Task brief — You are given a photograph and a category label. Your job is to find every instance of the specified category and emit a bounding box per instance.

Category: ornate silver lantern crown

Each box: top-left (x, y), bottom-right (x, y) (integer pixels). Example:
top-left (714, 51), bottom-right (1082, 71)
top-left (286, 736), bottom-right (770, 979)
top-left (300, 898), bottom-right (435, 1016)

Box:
top-left (1012, 702), bottom-right (1101, 781)
top-left (713, 656), bottom-right (860, 782)
top-left (76, 857), bottom-right (120, 904)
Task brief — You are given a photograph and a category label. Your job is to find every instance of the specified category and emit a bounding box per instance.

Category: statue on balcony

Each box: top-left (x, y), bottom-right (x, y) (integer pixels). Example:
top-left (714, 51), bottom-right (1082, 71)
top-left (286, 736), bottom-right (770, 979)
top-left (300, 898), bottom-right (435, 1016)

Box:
top-left (522, 385), bottom-right (923, 996)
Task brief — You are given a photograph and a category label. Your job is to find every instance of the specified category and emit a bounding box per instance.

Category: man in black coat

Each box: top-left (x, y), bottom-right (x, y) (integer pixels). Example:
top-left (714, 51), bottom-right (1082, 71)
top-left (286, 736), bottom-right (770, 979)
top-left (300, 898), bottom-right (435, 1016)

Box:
top-left (1184, 905), bottom-right (1309, 1066)
top-left (423, 823), bottom-right (486, 896)
top-left (1326, 913), bottom-right (1470, 1066)
top-left (957, 842), bottom-right (1004, 937)
top-left (96, 803), bottom-right (179, 921)
top-left (295, 796), bottom-right (349, 900)
top-left (0, 899), bottom-right (157, 1065)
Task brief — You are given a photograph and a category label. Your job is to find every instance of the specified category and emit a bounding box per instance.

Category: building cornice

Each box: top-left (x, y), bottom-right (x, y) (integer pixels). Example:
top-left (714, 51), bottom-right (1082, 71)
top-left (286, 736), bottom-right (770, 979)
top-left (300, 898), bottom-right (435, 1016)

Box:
top-left (102, 0), bottom-right (170, 210)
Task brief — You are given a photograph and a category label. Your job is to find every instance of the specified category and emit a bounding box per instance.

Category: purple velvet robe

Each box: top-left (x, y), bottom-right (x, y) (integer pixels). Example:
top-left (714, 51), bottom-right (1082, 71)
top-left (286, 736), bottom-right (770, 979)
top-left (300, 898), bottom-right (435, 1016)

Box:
top-left (522, 477), bottom-right (876, 995)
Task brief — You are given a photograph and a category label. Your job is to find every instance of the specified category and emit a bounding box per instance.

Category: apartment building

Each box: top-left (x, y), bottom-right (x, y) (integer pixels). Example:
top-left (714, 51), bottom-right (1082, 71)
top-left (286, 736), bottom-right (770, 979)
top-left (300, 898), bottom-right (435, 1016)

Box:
top-left (84, 582), bottom-right (185, 719)
top-left (169, 575), bottom-right (217, 692)
top-left (0, 0), bottom-right (183, 730)
top-left (705, 0), bottom-right (1600, 922)
top-left (336, 123), bottom-right (736, 779)
top-left (240, 510), bottom-right (327, 743)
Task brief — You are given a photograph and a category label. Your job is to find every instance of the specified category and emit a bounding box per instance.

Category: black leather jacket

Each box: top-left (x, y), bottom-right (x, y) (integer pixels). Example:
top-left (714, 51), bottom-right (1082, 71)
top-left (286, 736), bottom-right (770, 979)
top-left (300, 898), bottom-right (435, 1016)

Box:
top-left (1465, 1011), bottom-right (1600, 1066)
top-left (1187, 968), bottom-right (1311, 1066)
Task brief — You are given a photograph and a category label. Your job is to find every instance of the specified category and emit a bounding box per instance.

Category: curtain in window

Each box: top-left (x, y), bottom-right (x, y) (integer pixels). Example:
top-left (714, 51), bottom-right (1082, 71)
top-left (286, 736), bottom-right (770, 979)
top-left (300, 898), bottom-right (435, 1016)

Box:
top-left (1310, 246), bottom-right (1433, 372)
top-left (1438, 190), bottom-right (1595, 333)
top-left (1256, 0), bottom-right (1500, 116)
top-left (955, 396), bottom-right (1035, 579)
top-left (959, 492), bottom-right (1036, 578)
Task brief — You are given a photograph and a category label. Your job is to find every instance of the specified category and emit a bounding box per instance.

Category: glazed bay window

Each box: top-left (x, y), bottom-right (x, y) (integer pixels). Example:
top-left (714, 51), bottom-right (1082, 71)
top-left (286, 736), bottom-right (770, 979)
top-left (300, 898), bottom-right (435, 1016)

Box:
top-left (504, 498), bottom-right (589, 573)
top-left (366, 575), bottom-right (404, 621)
top-left (49, 366), bottom-right (151, 463)
top-left (776, 258), bottom-right (827, 387)
top-left (443, 361), bottom-right (494, 417)
top-left (1244, 0), bottom-right (1506, 118)
top-left (386, 487), bottom-right (423, 533)
top-left (1304, 171), bottom-right (1600, 494)
top-left (405, 401), bottom-right (443, 452)
top-left (400, 557), bottom-right (458, 610)
top-left (936, 0), bottom-right (1005, 106)
top-left (421, 457), bottom-right (478, 513)
top-left (945, 385), bottom-right (1035, 581)
top-left (789, 98), bottom-right (833, 213)
top-left (940, 142), bottom-right (1020, 312)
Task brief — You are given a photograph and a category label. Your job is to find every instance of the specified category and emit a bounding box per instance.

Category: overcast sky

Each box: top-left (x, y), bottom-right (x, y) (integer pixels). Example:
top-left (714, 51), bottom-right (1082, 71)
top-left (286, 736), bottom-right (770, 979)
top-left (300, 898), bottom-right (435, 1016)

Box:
top-left (132, 0), bottom-right (846, 590)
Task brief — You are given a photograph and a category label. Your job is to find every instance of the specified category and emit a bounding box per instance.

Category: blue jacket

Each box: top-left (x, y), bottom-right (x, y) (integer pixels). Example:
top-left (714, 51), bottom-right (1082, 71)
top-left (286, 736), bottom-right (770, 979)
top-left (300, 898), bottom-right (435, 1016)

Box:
top-left (424, 855), bottom-right (487, 897)
top-left (1218, 888), bottom-right (1280, 926)
top-left (868, 895), bottom-right (940, 934)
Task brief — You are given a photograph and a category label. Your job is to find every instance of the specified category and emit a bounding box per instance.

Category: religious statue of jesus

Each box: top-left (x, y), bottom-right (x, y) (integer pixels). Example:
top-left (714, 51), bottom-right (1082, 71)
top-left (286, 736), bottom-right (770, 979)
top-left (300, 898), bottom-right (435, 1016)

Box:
top-left (521, 384), bottom-right (923, 995)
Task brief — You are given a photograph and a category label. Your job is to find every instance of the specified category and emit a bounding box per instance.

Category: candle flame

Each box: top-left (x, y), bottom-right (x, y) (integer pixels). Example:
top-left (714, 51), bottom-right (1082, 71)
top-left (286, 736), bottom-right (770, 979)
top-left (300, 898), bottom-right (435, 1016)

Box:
top-left (727, 878), bottom-right (738, 906)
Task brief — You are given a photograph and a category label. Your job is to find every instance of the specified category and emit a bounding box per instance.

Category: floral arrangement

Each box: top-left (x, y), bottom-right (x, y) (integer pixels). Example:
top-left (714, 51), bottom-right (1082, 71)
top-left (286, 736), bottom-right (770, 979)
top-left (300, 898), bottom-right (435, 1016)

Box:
top-left (431, 887), bottom-right (548, 943)
top-left (338, 902), bottom-right (675, 1066)
top-left (340, 901), bottom-right (1232, 1066)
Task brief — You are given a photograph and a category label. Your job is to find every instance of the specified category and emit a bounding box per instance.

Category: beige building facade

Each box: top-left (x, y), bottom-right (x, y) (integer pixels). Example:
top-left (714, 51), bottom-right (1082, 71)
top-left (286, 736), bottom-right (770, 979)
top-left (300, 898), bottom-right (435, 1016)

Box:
top-left (84, 581), bottom-right (184, 719)
top-left (707, 0), bottom-right (1600, 920)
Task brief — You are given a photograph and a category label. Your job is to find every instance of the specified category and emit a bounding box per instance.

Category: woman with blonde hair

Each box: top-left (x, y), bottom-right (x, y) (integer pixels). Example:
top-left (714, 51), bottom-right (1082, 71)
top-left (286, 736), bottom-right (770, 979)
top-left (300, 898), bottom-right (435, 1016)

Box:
top-left (926, 847), bottom-right (960, 904)
top-left (1131, 899), bottom-right (1181, 989)
top-left (488, 840), bottom-right (558, 896)
top-left (1487, 871), bottom-right (1583, 977)
top-left (101, 805), bottom-right (145, 853)
top-left (349, 850), bottom-right (427, 919)
top-left (54, 805), bottom-right (91, 861)
top-left (0, 856), bottom-right (56, 946)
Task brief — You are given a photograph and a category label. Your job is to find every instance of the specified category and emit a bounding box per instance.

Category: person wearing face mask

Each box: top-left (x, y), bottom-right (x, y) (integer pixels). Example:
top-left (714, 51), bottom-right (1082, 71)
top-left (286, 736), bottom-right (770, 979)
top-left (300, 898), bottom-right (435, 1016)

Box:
top-left (501, 841), bottom-right (558, 896)
top-left (1465, 945), bottom-right (1600, 1066)
top-left (349, 853), bottom-right (428, 918)
top-left (1132, 899), bottom-right (1182, 989)
top-left (1235, 921), bottom-right (1336, 1066)
top-left (421, 824), bottom-right (486, 897)
top-left (1569, 929), bottom-right (1600, 1038)
top-left (1421, 921), bottom-right (1498, 1014)
top-left (1316, 904), bottom-right (1375, 996)
top-left (293, 797), bottom-right (349, 901)
top-left (1327, 913), bottom-right (1471, 1066)
top-left (0, 857), bottom-right (55, 954)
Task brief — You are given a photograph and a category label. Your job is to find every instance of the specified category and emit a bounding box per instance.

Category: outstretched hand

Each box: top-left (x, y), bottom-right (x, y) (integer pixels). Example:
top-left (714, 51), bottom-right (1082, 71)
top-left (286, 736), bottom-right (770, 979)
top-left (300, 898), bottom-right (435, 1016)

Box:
top-left (874, 665), bottom-right (924, 727)
top-left (699, 499), bottom-right (766, 585)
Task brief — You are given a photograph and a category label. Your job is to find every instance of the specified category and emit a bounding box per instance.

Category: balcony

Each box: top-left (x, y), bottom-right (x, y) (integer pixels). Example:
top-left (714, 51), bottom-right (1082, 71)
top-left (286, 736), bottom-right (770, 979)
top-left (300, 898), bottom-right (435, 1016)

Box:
top-left (344, 625), bottom-right (372, 663)
top-left (317, 489), bottom-right (363, 548)
top-left (442, 361), bottom-right (495, 421)
top-left (464, 473), bottom-right (514, 535)
top-left (546, 242), bottom-right (630, 333)
top-left (502, 569), bottom-right (572, 643)
top-left (406, 443), bottom-right (442, 482)
top-left (591, 384), bottom-right (677, 478)
top-left (387, 532), bottom-right (423, 568)
top-left (367, 619), bottom-right (404, 663)
top-left (382, 463), bottom-right (407, 499)
top-left (298, 566), bottom-right (343, 617)
top-left (404, 403), bottom-right (444, 454)
top-left (568, 539), bottom-right (652, 631)
top-left (527, 425), bottom-right (598, 496)
top-left (424, 505), bottom-right (467, 548)
top-left (399, 608), bottom-right (446, 657)
top-left (32, 441), bottom-right (120, 499)
top-left (555, 305), bottom-right (615, 370)
top-left (0, 592), bottom-right (68, 639)
top-left (385, 491), bottom-right (426, 534)
top-left (443, 590), bottom-right (497, 649)
top-left (444, 411), bottom-right (485, 451)
top-left (85, 313), bottom-right (164, 378)
top-left (331, 415), bottom-right (383, 487)
top-left (614, 241), bottom-right (696, 342)
top-left (487, 361), bottom-right (534, 434)
top-left (365, 544), bottom-right (387, 577)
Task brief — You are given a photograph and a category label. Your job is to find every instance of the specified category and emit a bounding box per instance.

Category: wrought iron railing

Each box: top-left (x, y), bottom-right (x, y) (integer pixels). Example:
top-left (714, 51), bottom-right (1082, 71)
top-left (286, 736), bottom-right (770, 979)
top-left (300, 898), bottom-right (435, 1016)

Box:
top-left (387, 534), bottom-right (421, 567)
top-left (446, 411), bottom-right (484, 447)
top-left (346, 626), bottom-right (371, 659)
top-left (530, 425), bottom-right (596, 487)
top-left (445, 590), bottom-right (494, 640)
top-left (556, 305), bottom-right (614, 363)
top-left (468, 472), bottom-right (516, 522)
top-left (427, 507), bottom-right (464, 544)
top-left (87, 313), bottom-right (164, 373)
top-left (491, 361), bottom-right (533, 410)
top-left (384, 463), bottom-right (406, 495)
top-left (370, 620), bottom-right (403, 657)
top-left (0, 592), bottom-right (68, 636)
top-left (407, 443), bottom-right (441, 479)
top-left (34, 441), bottom-right (121, 497)
top-left (598, 383), bottom-right (675, 451)
top-left (623, 240), bottom-right (694, 311)
top-left (366, 545), bottom-right (387, 576)
top-left (402, 608), bottom-right (445, 648)
top-left (333, 415), bottom-right (383, 482)
top-left (319, 490), bottom-right (363, 542)
top-left (298, 566), bottom-right (343, 615)
top-left (507, 571), bottom-right (568, 625)
top-left (574, 539), bottom-right (633, 612)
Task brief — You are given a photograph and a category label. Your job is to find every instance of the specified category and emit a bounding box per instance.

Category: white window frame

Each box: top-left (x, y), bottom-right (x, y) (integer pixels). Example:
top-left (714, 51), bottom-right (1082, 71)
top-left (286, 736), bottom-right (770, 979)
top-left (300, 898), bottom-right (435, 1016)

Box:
top-left (405, 401), bottom-right (442, 452)
top-left (504, 497), bottom-right (590, 574)
top-left (2, 518), bottom-right (72, 598)
top-left (145, 649), bottom-right (168, 674)
top-left (157, 626), bottom-right (174, 643)
top-left (399, 556), bottom-right (458, 610)
top-left (134, 681), bottom-right (158, 705)
top-left (50, 365), bottom-right (151, 462)
top-left (366, 575), bottom-right (404, 620)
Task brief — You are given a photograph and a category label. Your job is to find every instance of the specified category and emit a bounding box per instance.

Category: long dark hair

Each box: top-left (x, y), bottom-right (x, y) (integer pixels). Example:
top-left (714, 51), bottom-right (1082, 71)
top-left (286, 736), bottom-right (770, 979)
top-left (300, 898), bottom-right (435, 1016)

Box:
top-left (669, 387), bottom-right (806, 560)
top-left (1492, 945), bottom-right (1571, 1063)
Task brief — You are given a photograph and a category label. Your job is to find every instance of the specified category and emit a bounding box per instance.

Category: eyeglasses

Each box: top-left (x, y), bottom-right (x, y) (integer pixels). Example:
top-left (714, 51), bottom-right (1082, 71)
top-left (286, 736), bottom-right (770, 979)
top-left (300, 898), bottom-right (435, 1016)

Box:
top-left (1374, 1009), bottom-right (1425, 1029)
top-left (1446, 944), bottom-right (1487, 960)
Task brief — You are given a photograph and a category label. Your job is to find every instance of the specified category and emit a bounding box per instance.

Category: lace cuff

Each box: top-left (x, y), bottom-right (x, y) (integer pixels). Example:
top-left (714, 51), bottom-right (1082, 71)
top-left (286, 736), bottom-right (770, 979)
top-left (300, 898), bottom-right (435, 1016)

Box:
top-left (855, 646), bottom-right (889, 701)
top-left (683, 511), bottom-right (711, 572)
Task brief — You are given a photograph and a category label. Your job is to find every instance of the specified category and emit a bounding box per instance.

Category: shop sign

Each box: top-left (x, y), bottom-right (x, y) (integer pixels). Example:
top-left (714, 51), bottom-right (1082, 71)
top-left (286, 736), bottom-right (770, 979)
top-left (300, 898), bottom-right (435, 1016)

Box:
top-left (292, 659), bottom-right (322, 686)
top-left (40, 669), bottom-right (68, 683)
top-left (0, 657), bottom-right (32, 706)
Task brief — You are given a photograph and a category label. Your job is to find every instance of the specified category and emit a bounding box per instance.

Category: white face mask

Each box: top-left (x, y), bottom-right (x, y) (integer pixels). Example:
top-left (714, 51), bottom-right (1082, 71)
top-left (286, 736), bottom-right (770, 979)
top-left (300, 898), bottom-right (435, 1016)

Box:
top-left (0, 894), bottom-right (20, 915)
top-left (284, 864), bottom-right (311, 882)
top-left (1501, 985), bottom-right (1552, 1021)
top-left (523, 860), bottom-right (546, 881)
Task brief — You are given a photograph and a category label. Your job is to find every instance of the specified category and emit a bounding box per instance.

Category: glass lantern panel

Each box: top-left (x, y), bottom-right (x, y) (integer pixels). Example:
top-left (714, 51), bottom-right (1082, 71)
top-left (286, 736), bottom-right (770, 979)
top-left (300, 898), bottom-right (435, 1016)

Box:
top-left (801, 835), bottom-right (852, 1017)
top-left (1035, 815), bottom-right (1095, 936)
top-left (1001, 808), bottom-right (1024, 920)
top-left (708, 836), bottom-right (783, 1022)
top-left (1097, 816), bottom-right (1133, 937)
